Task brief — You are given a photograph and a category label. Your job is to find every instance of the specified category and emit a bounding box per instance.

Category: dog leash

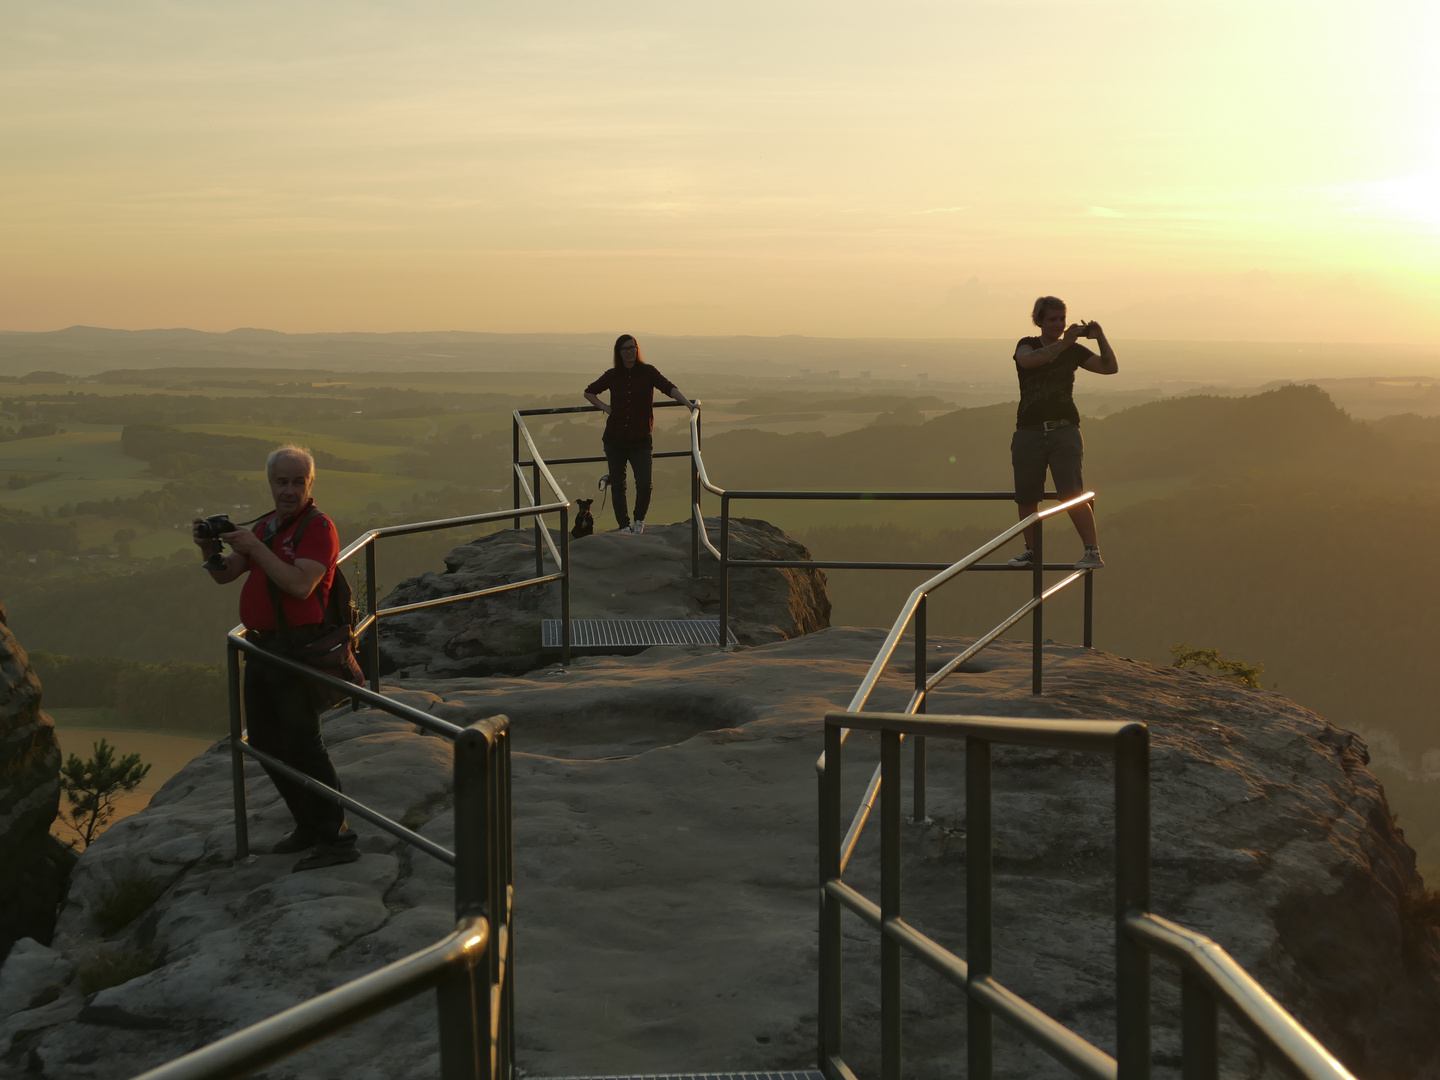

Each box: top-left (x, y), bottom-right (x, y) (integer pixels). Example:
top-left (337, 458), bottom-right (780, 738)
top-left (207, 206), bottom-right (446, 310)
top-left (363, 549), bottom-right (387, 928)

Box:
top-left (598, 473), bottom-right (610, 515)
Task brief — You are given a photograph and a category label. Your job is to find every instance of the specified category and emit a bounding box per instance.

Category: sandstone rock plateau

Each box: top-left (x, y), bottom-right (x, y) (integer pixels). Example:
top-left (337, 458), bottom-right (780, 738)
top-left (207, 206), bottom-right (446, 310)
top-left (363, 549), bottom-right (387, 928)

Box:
top-left (3, 527), bottom-right (1438, 1080)
top-left (376, 519), bottom-right (830, 677)
top-left (0, 603), bottom-right (73, 970)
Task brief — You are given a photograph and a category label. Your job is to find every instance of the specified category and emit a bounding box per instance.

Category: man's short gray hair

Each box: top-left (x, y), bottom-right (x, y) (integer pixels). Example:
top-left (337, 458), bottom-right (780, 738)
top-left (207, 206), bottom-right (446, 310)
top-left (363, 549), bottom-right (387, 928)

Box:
top-left (266, 444), bottom-right (315, 479)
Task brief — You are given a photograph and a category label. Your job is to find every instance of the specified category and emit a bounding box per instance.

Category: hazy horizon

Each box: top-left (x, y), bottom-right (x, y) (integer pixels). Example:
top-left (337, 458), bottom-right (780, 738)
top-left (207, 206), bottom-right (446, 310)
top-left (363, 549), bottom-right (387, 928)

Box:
top-left (5, 324), bottom-right (1440, 389)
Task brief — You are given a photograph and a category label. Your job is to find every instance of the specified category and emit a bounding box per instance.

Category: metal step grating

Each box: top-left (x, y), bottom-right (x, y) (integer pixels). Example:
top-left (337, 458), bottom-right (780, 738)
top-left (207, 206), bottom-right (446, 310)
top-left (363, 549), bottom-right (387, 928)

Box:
top-left (529, 1073), bottom-right (824, 1080)
top-left (541, 618), bottom-right (736, 650)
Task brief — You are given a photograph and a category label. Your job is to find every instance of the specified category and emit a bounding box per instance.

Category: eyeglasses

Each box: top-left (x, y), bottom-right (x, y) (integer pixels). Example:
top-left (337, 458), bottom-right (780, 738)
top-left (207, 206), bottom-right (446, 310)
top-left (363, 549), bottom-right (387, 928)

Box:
top-left (619, 345), bottom-right (638, 353)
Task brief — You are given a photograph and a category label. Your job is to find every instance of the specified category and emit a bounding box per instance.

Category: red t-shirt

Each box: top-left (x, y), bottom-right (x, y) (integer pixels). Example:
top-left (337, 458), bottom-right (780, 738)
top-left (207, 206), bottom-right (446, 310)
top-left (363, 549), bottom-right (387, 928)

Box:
top-left (238, 502), bottom-right (340, 630)
top-left (584, 364), bottom-right (676, 442)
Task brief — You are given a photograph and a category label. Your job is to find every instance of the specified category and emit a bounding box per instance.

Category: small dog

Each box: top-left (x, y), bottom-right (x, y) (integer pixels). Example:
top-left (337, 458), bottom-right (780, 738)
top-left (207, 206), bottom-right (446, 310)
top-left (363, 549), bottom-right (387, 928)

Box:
top-left (571, 499), bottom-right (594, 539)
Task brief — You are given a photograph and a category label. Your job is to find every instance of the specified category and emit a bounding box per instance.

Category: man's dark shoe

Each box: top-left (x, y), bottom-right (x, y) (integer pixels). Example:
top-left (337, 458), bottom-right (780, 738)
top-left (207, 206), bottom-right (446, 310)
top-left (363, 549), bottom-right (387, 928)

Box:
top-left (270, 829), bottom-right (317, 855)
top-left (292, 840), bottom-right (361, 873)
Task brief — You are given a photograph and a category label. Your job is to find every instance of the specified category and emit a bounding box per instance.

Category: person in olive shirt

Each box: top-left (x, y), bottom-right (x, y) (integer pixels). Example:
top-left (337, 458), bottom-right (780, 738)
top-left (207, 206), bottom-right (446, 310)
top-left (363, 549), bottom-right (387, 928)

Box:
top-left (1006, 296), bottom-right (1118, 570)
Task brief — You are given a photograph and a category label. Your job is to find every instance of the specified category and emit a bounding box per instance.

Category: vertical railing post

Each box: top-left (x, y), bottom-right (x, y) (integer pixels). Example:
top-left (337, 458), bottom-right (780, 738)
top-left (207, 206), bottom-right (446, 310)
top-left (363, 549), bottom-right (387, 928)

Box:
top-left (1031, 515), bottom-right (1044, 695)
top-left (559, 507), bottom-right (571, 666)
top-left (966, 736), bottom-right (993, 1080)
top-left (1083, 570), bottom-right (1094, 649)
top-left (818, 721), bottom-right (844, 1076)
top-left (1115, 723), bottom-right (1152, 1080)
top-left (718, 494), bottom-right (731, 649)
top-left (1083, 495), bottom-right (1094, 649)
top-left (498, 726), bottom-right (515, 1080)
top-left (691, 408), bottom-right (701, 579)
top-left (880, 728), bottom-right (903, 1080)
top-left (912, 594), bottom-right (927, 824)
top-left (1180, 972), bottom-right (1218, 1080)
top-left (227, 639), bottom-right (249, 861)
top-left (487, 723), bottom-right (512, 1080)
top-left (365, 540), bottom-right (380, 693)
top-left (532, 463), bottom-right (543, 579)
top-left (438, 721), bottom-right (491, 1080)
top-left (511, 416), bottom-right (521, 531)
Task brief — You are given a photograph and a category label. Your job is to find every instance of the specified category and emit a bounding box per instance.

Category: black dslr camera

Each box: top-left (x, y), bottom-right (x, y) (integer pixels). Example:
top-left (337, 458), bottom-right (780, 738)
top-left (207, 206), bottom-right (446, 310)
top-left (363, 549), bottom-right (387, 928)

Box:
top-left (196, 514), bottom-right (235, 572)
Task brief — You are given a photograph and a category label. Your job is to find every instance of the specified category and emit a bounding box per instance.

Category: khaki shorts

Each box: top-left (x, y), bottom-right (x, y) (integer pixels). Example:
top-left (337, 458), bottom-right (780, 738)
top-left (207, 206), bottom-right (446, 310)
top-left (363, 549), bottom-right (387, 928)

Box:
top-left (1010, 424), bottom-right (1084, 504)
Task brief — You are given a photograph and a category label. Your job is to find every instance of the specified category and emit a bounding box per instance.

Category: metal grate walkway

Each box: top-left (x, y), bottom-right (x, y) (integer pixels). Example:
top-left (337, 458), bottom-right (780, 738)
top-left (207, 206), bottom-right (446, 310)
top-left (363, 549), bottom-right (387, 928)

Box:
top-left (541, 618), bottom-right (737, 650)
top-left (531, 1073), bottom-right (824, 1080)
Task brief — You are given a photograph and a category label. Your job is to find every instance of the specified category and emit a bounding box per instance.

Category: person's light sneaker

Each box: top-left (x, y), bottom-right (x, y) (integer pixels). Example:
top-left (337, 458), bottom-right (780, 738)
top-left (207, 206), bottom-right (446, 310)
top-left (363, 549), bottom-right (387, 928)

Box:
top-left (1007, 548), bottom-right (1034, 568)
top-left (631, 520), bottom-right (645, 535)
top-left (1075, 546), bottom-right (1105, 570)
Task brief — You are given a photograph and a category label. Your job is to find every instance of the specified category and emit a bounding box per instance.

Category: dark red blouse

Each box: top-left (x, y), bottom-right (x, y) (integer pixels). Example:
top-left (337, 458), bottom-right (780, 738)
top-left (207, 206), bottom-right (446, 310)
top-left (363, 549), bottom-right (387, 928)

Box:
top-left (585, 364), bottom-right (677, 442)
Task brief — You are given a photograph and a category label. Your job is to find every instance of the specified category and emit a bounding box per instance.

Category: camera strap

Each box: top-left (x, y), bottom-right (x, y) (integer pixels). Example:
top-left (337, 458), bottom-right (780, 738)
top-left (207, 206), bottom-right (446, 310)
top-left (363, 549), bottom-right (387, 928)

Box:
top-left (260, 506), bottom-right (325, 643)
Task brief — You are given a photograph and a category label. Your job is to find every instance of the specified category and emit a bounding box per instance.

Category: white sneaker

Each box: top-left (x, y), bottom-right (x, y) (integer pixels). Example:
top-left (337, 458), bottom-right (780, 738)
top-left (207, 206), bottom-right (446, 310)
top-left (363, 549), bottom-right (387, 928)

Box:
top-left (1007, 548), bottom-right (1034, 568)
top-left (631, 520), bottom-right (645, 535)
top-left (1075, 546), bottom-right (1104, 570)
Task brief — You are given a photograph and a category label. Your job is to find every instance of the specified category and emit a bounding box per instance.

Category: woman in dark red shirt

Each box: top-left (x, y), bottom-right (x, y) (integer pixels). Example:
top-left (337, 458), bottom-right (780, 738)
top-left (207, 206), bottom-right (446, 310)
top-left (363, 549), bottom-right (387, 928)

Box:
top-left (583, 334), bottom-right (695, 534)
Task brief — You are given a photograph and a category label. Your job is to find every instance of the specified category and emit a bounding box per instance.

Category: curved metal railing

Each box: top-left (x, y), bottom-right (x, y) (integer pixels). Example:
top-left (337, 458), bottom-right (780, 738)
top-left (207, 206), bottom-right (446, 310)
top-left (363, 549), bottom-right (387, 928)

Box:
top-left (176, 392), bottom-right (1355, 1080)
top-left (684, 408), bottom-right (1096, 654)
top-left (817, 709), bottom-right (1356, 1080)
top-left (132, 915), bottom-right (490, 1080)
top-left (152, 678), bottom-right (513, 1080)
top-left (509, 402), bottom-right (1095, 665)
top-left (819, 492), bottom-right (1097, 872)
top-left (191, 424), bottom-right (580, 1080)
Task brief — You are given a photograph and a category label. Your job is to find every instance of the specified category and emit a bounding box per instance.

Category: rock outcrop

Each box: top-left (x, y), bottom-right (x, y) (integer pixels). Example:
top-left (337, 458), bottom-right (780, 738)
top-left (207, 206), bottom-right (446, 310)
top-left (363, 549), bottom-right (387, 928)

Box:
top-left (3, 634), bottom-right (1438, 1079)
top-left (377, 518), bottom-right (830, 677)
top-left (0, 603), bottom-right (74, 970)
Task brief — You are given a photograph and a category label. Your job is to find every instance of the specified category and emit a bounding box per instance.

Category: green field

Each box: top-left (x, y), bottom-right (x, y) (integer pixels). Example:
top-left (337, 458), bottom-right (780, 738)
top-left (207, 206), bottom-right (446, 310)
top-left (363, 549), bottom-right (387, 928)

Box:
top-left (0, 427), bottom-right (167, 511)
top-left (0, 367), bottom-right (1050, 577)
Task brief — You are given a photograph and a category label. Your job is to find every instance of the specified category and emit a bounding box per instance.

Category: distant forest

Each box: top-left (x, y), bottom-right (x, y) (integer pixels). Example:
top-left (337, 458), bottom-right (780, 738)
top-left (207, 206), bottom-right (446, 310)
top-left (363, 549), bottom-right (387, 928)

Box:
top-left (2, 372), bottom-right (1438, 868)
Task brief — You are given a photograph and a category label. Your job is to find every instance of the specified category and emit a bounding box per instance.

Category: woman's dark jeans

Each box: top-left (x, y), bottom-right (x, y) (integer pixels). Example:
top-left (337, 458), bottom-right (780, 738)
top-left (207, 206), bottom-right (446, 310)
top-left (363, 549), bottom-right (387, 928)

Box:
top-left (603, 435), bottom-right (653, 528)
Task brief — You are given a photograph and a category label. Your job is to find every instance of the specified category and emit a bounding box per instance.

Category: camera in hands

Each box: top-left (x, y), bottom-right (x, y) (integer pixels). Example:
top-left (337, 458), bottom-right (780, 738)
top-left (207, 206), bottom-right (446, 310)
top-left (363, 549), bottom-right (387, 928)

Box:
top-left (197, 513), bottom-right (234, 572)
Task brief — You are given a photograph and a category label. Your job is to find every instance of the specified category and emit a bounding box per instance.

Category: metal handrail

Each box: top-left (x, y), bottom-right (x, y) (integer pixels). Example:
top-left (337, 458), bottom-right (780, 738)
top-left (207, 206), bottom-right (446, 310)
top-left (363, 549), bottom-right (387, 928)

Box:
top-left (818, 712), bottom-right (1357, 1080)
top-left (681, 408), bottom-right (1095, 650)
top-left (159, 650), bottom-right (514, 1080)
top-left (809, 491), bottom-right (1096, 872)
top-left (169, 404), bottom-right (579, 1080)
top-left (1124, 913), bottom-right (1355, 1080)
top-left (237, 498), bottom-right (575, 682)
top-left (130, 916), bottom-right (489, 1080)
top-left (844, 491), bottom-right (1095, 716)
top-left (206, 494), bottom-right (536, 1080)
top-left (509, 404), bottom-right (1089, 660)
top-left (510, 400), bottom-right (693, 635)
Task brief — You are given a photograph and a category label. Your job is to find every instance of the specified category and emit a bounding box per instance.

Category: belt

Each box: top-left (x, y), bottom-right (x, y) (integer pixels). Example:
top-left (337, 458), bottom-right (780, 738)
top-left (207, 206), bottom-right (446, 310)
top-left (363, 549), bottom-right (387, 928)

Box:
top-left (246, 625), bottom-right (326, 643)
top-left (1018, 419), bottom-right (1075, 432)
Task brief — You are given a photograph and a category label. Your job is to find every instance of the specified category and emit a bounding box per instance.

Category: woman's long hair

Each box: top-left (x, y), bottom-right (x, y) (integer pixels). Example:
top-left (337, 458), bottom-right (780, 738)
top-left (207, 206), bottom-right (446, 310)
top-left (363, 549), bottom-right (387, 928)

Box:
top-left (611, 334), bottom-right (644, 369)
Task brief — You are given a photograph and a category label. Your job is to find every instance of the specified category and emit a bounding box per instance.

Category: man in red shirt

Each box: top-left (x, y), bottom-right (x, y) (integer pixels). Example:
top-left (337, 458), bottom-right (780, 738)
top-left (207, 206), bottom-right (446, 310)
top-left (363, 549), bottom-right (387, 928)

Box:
top-left (193, 445), bottom-right (359, 872)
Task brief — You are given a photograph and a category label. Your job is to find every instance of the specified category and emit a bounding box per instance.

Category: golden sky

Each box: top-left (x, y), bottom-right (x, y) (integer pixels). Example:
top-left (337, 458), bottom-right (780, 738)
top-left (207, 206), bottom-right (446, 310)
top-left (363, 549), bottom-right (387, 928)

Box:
top-left (3, 1), bottom-right (1437, 342)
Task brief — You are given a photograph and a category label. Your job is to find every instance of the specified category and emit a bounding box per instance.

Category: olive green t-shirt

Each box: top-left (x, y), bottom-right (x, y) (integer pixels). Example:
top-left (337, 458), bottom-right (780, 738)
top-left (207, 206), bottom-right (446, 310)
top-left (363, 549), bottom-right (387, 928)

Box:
top-left (1013, 337), bottom-right (1094, 426)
